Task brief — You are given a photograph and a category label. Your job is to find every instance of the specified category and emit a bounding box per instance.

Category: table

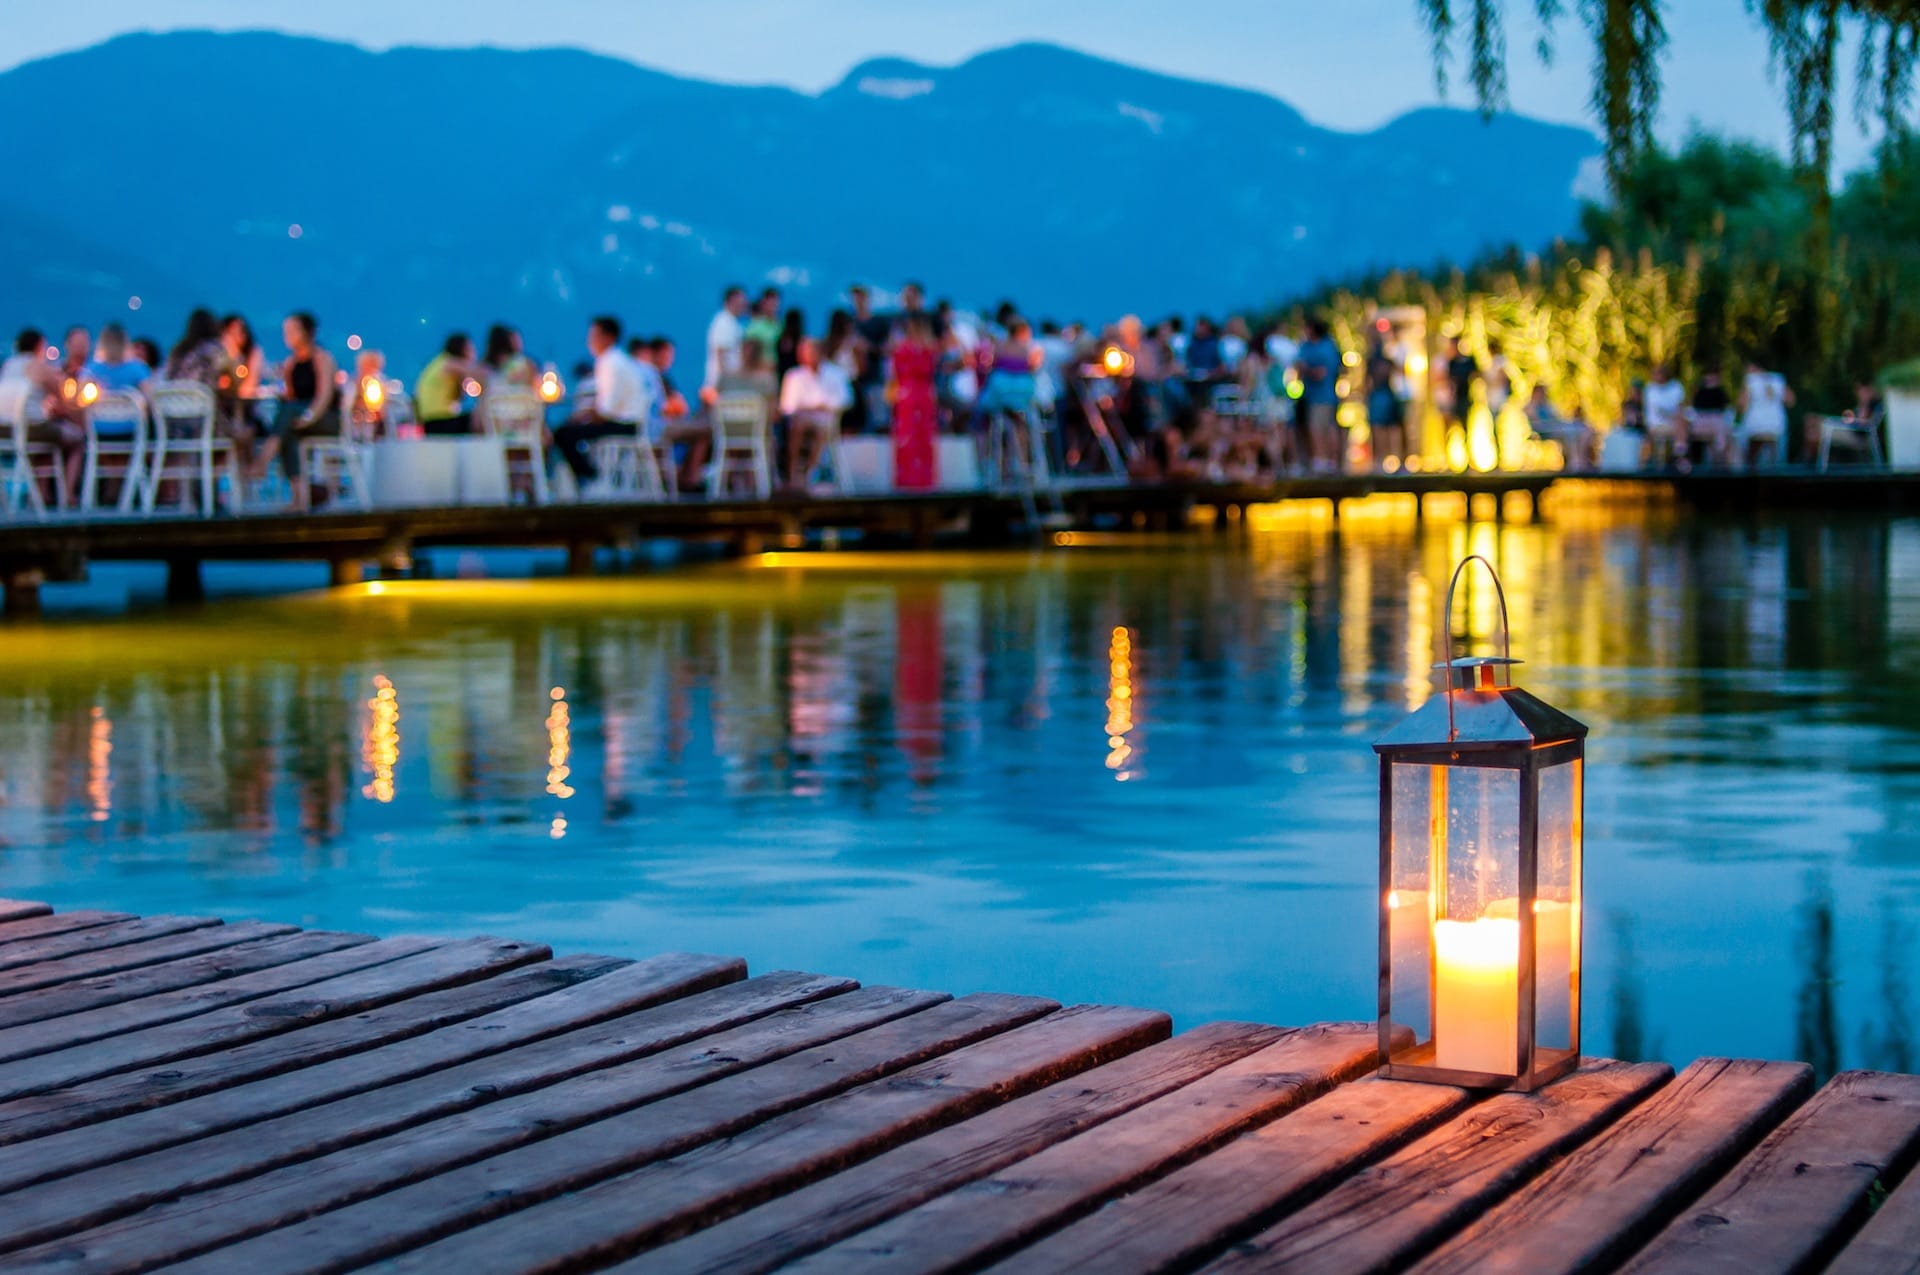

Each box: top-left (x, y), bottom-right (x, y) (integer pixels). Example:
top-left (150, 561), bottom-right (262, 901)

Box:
top-left (840, 437), bottom-right (981, 494)
top-left (364, 438), bottom-right (510, 508)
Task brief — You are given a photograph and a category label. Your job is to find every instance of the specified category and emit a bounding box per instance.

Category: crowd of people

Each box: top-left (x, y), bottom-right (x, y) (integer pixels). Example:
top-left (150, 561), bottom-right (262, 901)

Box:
top-left (0, 283), bottom-right (1876, 511)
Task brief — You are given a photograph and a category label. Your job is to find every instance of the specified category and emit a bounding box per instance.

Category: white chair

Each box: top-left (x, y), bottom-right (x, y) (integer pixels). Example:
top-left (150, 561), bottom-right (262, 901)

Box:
top-left (480, 390), bottom-right (549, 505)
top-left (708, 394), bottom-right (773, 500)
top-left (586, 435), bottom-right (668, 502)
top-left (1814, 413), bottom-right (1884, 470)
top-left (0, 381), bottom-right (60, 520)
top-left (299, 438), bottom-right (373, 510)
top-left (144, 381), bottom-right (240, 516)
top-left (794, 407), bottom-right (851, 493)
top-left (81, 389), bottom-right (151, 513)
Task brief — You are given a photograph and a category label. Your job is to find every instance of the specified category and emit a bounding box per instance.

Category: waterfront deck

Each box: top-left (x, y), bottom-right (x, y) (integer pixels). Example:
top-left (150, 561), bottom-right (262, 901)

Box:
top-left (0, 900), bottom-right (1910, 1272)
top-left (1, 466), bottom-right (1918, 613)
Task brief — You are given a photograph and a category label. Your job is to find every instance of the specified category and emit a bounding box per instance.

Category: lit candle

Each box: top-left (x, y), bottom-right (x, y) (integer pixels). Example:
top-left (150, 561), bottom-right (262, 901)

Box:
top-left (1433, 915), bottom-right (1518, 1074)
top-left (1487, 897), bottom-right (1575, 1047)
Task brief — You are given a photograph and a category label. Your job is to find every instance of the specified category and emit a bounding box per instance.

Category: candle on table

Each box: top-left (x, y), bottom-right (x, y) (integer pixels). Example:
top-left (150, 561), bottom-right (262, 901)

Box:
top-left (1486, 896), bottom-right (1575, 1048)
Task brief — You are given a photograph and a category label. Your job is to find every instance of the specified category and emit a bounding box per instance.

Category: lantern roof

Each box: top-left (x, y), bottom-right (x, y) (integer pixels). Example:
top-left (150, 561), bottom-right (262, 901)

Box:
top-left (1373, 684), bottom-right (1588, 753)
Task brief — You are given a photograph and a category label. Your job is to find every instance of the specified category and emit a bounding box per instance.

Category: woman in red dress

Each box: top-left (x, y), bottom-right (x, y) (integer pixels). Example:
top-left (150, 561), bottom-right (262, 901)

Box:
top-left (889, 314), bottom-right (939, 490)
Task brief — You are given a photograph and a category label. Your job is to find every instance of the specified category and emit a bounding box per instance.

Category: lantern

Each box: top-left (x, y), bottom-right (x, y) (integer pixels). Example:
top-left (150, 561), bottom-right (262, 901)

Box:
top-left (1374, 556), bottom-right (1587, 1092)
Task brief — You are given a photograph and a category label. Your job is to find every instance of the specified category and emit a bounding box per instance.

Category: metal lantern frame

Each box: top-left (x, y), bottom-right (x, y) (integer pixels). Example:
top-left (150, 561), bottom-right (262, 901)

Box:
top-left (1373, 556), bottom-right (1588, 1092)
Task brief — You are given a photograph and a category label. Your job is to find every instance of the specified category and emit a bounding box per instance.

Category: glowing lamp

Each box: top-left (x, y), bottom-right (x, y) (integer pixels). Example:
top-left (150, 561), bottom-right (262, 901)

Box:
top-left (463, 377), bottom-right (483, 398)
top-left (78, 380), bottom-right (100, 408)
top-left (1374, 556), bottom-right (1586, 1092)
top-left (538, 368), bottom-right (564, 404)
top-left (362, 376), bottom-right (385, 412)
top-left (61, 377), bottom-right (78, 401)
top-left (1100, 346), bottom-right (1134, 378)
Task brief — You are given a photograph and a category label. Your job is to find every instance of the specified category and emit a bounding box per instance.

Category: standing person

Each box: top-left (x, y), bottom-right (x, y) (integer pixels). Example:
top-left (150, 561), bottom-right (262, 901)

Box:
top-left (1484, 339), bottom-right (1512, 466)
top-left (890, 314), bottom-right (940, 490)
top-left (744, 288), bottom-right (783, 369)
top-left (551, 315), bottom-right (645, 485)
top-left (703, 285), bottom-right (748, 401)
top-left (1295, 318), bottom-right (1344, 472)
top-left (1443, 337), bottom-right (1479, 457)
top-left (258, 311), bottom-right (339, 485)
top-left (415, 333), bottom-right (482, 435)
top-left (847, 285), bottom-right (890, 432)
top-left (164, 309), bottom-right (228, 389)
top-left (1643, 363), bottom-right (1686, 468)
top-left (1365, 336), bottom-right (1405, 470)
top-left (482, 324), bottom-right (536, 388)
top-left (775, 308), bottom-right (806, 384)
top-left (1738, 360), bottom-right (1793, 467)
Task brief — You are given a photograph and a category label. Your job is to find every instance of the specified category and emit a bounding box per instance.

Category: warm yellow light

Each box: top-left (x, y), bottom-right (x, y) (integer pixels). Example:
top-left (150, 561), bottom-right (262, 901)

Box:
top-left (1342, 350), bottom-right (1360, 367)
top-left (539, 371), bottom-right (564, 403)
top-left (362, 376), bottom-right (384, 410)
top-left (78, 381), bottom-right (99, 407)
top-left (87, 706), bottom-right (112, 822)
top-left (546, 689), bottom-right (575, 799)
top-left (61, 377), bottom-right (77, 400)
top-left (361, 674), bottom-right (400, 803)
top-left (1100, 346), bottom-right (1134, 377)
top-left (1406, 351), bottom-right (1429, 378)
top-left (462, 378), bottom-right (483, 398)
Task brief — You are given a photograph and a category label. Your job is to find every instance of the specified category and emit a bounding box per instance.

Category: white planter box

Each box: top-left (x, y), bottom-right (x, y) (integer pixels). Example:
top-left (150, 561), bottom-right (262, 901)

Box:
top-left (1887, 390), bottom-right (1920, 469)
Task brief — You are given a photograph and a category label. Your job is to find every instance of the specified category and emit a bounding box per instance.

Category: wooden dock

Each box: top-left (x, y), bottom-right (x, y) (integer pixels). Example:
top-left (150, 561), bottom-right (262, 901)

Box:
top-left (2, 466), bottom-right (1917, 614)
top-left (0, 900), bottom-right (1912, 1273)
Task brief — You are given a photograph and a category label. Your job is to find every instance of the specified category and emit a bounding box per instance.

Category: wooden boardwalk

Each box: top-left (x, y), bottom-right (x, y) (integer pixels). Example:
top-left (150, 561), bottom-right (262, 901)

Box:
top-left (0, 899), bottom-right (1911, 1273)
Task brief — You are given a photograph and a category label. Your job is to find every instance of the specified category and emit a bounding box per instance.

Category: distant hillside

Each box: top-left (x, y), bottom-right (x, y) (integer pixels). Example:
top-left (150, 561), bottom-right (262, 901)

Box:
top-left (0, 32), bottom-right (1601, 370)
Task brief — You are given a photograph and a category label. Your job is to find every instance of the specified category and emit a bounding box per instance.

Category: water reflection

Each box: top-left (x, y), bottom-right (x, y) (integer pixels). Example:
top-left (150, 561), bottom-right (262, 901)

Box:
top-left (0, 509), bottom-right (1918, 1072)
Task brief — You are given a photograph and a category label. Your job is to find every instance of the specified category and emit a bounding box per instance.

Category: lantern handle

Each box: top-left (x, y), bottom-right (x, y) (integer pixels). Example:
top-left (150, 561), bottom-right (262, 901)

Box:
top-left (1442, 554), bottom-right (1513, 742)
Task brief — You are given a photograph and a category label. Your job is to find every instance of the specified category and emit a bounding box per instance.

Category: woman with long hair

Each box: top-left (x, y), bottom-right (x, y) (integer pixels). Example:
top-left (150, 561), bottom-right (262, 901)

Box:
top-left (775, 309), bottom-right (806, 383)
top-left (164, 308), bottom-right (227, 388)
top-left (483, 324), bottom-right (536, 387)
top-left (890, 313), bottom-right (940, 491)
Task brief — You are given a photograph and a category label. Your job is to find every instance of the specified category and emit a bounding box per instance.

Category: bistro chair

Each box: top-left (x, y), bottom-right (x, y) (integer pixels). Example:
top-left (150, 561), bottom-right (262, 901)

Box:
top-left (480, 389), bottom-right (550, 505)
top-left (708, 393), bottom-right (773, 500)
top-left (0, 381), bottom-right (61, 520)
top-left (1813, 413), bottom-right (1885, 470)
top-left (81, 388), bottom-right (151, 513)
top-left (144, 380), bottom-right (240, 516)
top-left (587, 435), bottom-right (670, 502)
top-left (299, 438), bottom-right (374, 510)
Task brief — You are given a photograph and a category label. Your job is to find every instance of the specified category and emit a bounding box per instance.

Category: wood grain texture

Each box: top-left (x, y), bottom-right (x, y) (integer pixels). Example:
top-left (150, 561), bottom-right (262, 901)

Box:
top-left (985, 1075), bottom-right (1474, 1275)
top-left (781, 1023), bottom-right (1380, 1275)
top-left (0, 936), bottom-right (541, 1104)
top-left (224, 1001), bottom-right (1165, 1275)
top-left (0, 907), bottom-right (115, 942)
top-left (620, 1020), bottom-right (1293, 1275)
top-left (12, 985), bottom-right (971, 1274)
top-left (0, 928), bottom-right (370, 1031)
top-left (1412, 1058), bottom-right (1812, 1275)
top-left (1622, 1070), bottom-right (1920, 1275)
top-left (0, 914), bottom-right (220, 974)
top-left (1199, 1060), bottom-right (1673, 1275)
top-left (0, 969), bottom-right (849, 1253)
top-left (0, 952), bottom-right (668, 1192)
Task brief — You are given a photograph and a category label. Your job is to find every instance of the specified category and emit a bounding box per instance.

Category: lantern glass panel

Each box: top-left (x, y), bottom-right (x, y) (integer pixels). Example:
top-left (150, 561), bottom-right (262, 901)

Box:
top-left (1533, 756), bottom-right (1583, 1057)
top-left (1385, 762), bottom-right (1435, 1055)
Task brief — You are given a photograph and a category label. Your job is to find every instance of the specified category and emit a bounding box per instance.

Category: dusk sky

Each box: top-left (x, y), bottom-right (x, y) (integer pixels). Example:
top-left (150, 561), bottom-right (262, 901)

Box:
top-left (3, 0), bottom-right (1887, 172)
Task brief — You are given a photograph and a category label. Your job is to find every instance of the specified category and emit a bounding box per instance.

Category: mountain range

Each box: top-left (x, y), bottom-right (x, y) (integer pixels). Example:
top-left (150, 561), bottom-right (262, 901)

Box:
top-left (0, 32), bottom-right (1602, 371)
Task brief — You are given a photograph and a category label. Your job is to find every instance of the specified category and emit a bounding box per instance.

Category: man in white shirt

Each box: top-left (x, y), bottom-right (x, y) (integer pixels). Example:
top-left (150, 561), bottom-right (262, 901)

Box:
top-left (703, 285), bottom-right (749, 399)
top-left (552, 315), bottom-right (648, 484)
top-left (778, 337), bottom-right (851, 488)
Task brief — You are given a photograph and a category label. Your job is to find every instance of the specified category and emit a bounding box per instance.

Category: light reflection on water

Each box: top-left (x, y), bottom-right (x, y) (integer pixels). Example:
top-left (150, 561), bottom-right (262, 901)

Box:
top-left (2, 511), bottom-right (1919, 1076)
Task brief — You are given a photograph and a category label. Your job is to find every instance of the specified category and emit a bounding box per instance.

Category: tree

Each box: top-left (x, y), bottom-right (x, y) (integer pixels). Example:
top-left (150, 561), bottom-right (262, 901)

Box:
top-left (1417, 0), bottom-right (1920, 195)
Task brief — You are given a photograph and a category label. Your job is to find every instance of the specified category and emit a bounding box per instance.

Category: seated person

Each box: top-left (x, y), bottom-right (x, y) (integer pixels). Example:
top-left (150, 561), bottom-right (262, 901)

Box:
top-left (1524, 385), bottom-right (1593, 470)
top-left (83, 323), bottom-right (153, 394)
top-left (551, 316), bottom-right (645, 485)
top-left (415, 333), bottom-right (481, 436)
top-left (778, 337), bottom-right (851, 488)
top-left (0, 327), bottom-right (84, 504)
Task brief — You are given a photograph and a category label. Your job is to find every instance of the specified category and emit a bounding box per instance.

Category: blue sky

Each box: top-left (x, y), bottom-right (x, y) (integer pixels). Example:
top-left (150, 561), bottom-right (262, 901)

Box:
top-left (2, 0), bottom-right (1884, 170)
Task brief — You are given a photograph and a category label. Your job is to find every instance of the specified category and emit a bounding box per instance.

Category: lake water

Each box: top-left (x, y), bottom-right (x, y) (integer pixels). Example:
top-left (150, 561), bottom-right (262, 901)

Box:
top-left (3, 503), bottom-right (1918, 1076)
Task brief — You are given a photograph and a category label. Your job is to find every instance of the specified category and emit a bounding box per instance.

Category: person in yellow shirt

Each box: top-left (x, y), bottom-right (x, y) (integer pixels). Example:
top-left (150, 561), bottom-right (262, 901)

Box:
top-left (416, 333), bottom-right (482, 435)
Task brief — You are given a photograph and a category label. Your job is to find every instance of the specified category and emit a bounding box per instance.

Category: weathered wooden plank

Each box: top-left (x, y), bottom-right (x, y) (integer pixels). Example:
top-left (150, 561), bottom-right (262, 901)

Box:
top-left (1828, 1166), bottom-right (1920, 1275)
top-left (0, 899), bottom-right (53, 925)
top-left (776, 1022), bottom-right (1379, 1275)
top-left (1197, 1060), bottom-right (1672, 1274)
top-left (0, 936), bottom-right (540, 1104)
top-left (1413, 1059), bottom-right (1812, 1275)
top-left (0, 920), bottom-right (299, 1013)
top-left (18, 984), bottom-right (981, 1274)
top-left (985, 1075), bottom-right (1474, 1275)
top-left (1621, 1070), bottom-right (1920, 1275)
top-left (0, 966), bottom-right (836, 1214)
top-left (176, 998), bottom-right (1151, 1275)
top-left (0, 928), bottom-right (369, 1031)
top-left (0, 950), bottom-right (642, 1147)
top-left (623, 1021), bottom-right (1294, 1275)
top-left (0, 913), bottom-right (216, 972)
top-left (0, 908), bottom-right (127, 946)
